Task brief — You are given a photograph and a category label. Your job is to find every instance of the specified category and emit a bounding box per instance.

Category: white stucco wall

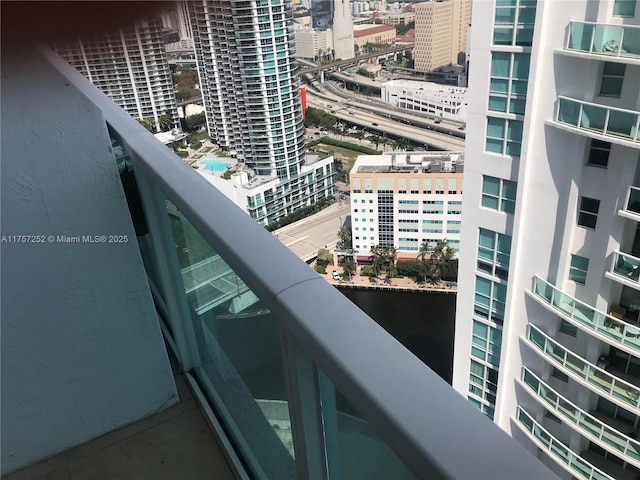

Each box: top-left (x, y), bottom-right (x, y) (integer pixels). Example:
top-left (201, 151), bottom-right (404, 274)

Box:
top-left (1, 48), bottom-right (178, 474)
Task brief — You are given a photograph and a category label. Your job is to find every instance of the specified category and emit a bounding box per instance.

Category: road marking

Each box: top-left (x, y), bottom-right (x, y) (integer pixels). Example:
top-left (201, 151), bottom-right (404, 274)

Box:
top-left (285, 235), bottom-right (309, 247)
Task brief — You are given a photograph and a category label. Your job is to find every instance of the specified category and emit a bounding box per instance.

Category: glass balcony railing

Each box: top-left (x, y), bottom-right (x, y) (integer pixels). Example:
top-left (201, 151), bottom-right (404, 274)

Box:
top-left (620, 186), bottom-right (640, 219)
top-left (42, 48), bottom-right (557, 479)
top-left (520, 367), bottom-right (640, 465)
top-left (566, 21), bottom-right (640, 59)
top-left (555, 96), bottom-right (640, 144)
top-left (516, 406), bottom-right (615, 480)
top-left (610, 250), bottom-right (640, 286)
top-left (526, 324), bottom-right (640, 413)
top-left (531, 276), bottom-right (640, 353)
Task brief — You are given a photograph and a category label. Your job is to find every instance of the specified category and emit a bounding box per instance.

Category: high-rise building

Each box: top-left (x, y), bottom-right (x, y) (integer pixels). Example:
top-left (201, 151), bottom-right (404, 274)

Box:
top-left (53, 17), bottom-right (179, 133)
top-left (414, 0), bottom-right (471, 72)
top-left (189, 0), bottom-right (335, 226)
top-left (349, 152), bottom-right (464, 261)
top-left (453, 0), bottom-right (640, 479)
top-left (309, 0), bottom-right (355, 59)
top-left (162, 1), bottom-right (195, 51)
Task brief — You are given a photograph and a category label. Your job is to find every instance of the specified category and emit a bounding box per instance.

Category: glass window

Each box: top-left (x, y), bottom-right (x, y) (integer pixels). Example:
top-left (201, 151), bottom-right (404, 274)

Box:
top-left (577, 196), bottom-right (599, 229)
top-left (474, 276), bottom-right (507, 324)
top-left (613, 0), bottom-right (636, 16)
top-left (486, 117), bottom-right (523, 157)
top-left (599, 62), bottom-right (626, 97)
top-left (586, 139), bottom-right (610, 168)
top-left (559, 320), bottom-right (578, 336)
top-left (482, 176), bottom-right (517, 214)
top-left (569, 254), bottom-right (589, 284)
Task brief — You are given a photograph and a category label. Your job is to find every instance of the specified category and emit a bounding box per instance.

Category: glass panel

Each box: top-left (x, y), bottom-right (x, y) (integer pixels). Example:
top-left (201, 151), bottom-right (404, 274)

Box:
top-left (489, 96), bottom-right (508, 112)
top-left (490, 78), bottom-right (509, 94)
top-left (486, 138), bottom-right (504, 153)
top-left (517, 6), bottom-right (536, 25)
top-left (614, 0), bottom-right (636, 16)
top-left (511, 80), bottom-right (528, 95)
top-left (613, 252), bottom-right (640, 282)
top-left (491, 52), bottom-right (511, 77)
top-left (482, 176), bottom-right (500, 196)
top-left (166, 200), bottom-right (296, 479)
top-left (558, 98), bottom-right (580, 126)
top-left (627, 188), bottom-right (640, 214)
top-left (319, 372), bottom-right (416, 480)
top-left (495, 7), bottom-right (515, 24)
top-left (482, 195), bottom-right (500, 210)
top-left (621, 26), bottom-right (640, 57)
top-left (581, 104), bottom-right (607, 132)
top-left (487, 117), bottom-right (506, 138)
top-left (509, 98), bottom-right (527, 115)
top-left (515, 28), bottom-right (534, 46)
top-left (568, 22), bottom-right (594, 51)
top-left (493, 28), bottom-right (513, 45)
top-left (594, 24), bottom-right (623, 54)
top-left (607, 110), bottom-right (637, 138)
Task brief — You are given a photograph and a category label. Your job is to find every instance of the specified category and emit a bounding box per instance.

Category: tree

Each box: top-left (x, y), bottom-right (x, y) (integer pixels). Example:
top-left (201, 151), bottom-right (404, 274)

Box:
top-left (181, 112), bottom-right (206, 133)
top-left (354, 131), bottom-right (365, 144)
top-left (338, 226), bottom-right (352, 249)
top-left (317, 248), bottom-right (333, 268)
top-left (369, 244), bottom-right (385, 277)
top-left (158, 111), bottom-right (174, 132)
top-left (137, 117), bottom-right (156, 132)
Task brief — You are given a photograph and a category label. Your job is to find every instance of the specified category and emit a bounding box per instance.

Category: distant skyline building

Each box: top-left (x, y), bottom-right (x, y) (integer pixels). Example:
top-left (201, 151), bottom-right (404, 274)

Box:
top-left (188, 0), bottom-right (335, 226)
top-left (414, 0), bottom-right (471, 72)
top-left (453, 0), bottom-right (640, 479)
top-left (161, 1), bottom-right (195, 51)
top-left (349, 152), bottom-right (464, 260)
top-left (53, 17), bottom-right (180, 133)
top-left (309, 0), bottom-right (355, 59)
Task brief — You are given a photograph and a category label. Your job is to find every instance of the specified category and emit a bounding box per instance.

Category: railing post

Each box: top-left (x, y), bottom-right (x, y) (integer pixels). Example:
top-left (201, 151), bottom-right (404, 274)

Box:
top-left (133, 169), bottom-right (202, 371)
top-left (280, 329), bottom-right (329, 480)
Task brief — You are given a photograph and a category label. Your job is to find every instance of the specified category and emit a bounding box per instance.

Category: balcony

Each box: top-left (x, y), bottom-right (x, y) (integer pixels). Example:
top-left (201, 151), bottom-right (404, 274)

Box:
top-left (619, 186), bottom-right (640, 222)
top-left (515, 406), bottom-right (615, 480)
top-left (553, 96), bottom-right (640, 148)
top-left (0, 46), bottom-right (557, 478)
top-left (564, 22), bottom-right (640, 64)
top-left (524, 324), bottom-right (640, 415)
top-left (606, 251), bottom-right (640, 290)
top-left (518, 367), bottom-right (640, 468)
top-left (530, 276), bottom-right (640, 355)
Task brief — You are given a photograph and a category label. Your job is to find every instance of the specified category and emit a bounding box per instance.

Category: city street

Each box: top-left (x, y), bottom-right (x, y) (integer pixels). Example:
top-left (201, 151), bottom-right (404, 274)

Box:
top-left (272, 200), bottom-right (351, 262)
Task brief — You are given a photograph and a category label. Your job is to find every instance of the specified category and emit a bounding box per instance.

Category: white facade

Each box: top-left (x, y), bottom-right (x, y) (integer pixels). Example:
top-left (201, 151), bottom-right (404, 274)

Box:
top-left (309, 0), bottom-right (355, 59)
top-left (189, 0), bottom-right (335, 226)
top-left (54, 18), bottom-right (179, 132)
top-left (381, 79), bottom-right (468, 120)
top-left (453, 1), bottom-right (640, 479)
top-left (294, 28), bottom-right (334, 60)
top-left (349, 152), bottom-right (463, 259)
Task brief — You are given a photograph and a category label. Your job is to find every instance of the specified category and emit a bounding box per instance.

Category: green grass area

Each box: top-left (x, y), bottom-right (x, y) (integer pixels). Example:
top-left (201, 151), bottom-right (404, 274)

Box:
top-left (191, 131), bottom-right (209, 142)
top-left (307, 141), bottom-right (374, 172)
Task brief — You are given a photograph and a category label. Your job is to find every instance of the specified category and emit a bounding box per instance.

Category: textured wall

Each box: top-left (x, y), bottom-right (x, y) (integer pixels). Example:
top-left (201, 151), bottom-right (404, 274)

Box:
top-left (1, 48), bottom-right (177, 474)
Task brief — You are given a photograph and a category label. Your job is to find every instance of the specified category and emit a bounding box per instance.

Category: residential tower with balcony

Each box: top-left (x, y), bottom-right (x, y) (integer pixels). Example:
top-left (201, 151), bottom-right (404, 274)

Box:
top-left (453, 1), bottom-right (640, 479)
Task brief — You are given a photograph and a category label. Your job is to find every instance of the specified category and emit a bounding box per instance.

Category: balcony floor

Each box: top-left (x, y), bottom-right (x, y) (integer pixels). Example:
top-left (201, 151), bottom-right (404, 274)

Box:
top-left (4, 374), bottom-right (238, 480)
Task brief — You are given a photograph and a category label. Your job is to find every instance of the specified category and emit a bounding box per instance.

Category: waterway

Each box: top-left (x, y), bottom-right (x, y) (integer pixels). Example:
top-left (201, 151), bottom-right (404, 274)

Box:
top-left (338, 287), bottom-right (456, 384)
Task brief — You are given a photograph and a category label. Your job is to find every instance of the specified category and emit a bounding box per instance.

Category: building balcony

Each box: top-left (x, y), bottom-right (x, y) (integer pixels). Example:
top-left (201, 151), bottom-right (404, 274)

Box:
top-left (524, 324), bottom-right (640, 415)
top-left (515, 406), bottom-right (615, 480)
top-left (0, 46), bottom-right (557, 479)
top-left (619, 186), bottom-right (640, 222)
top-left (518, 367), bottom-right (640, 468)
top-left (606, 251), bottom-right (640, 290)
top-left (530, 276), bottom-right (640, 355)
top-left (552, 96), bottom-right (640, 148)
top-left (563, 21), bottom-right (640, 64)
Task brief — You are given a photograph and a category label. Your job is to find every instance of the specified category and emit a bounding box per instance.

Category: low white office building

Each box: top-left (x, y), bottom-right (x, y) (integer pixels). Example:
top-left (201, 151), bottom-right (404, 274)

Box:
top-left (380, 79), bottom-right (468, 121)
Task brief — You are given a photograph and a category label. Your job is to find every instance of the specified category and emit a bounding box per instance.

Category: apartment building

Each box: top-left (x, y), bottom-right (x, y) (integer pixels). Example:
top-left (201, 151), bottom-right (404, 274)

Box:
top-left (414, 0), bottom-right (471, 72)
top-left (53, 17), bottom-right (179, 132)
top-left (349, 152), bottom-right (463, 260)
top-left (453, 0), bottom-right (640, 479)
top-left (188, 0), bottom-right (335, 226)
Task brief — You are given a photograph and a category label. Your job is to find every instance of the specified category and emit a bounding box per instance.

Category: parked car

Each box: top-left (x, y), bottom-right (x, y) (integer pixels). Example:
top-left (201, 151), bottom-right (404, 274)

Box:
top-left (332, 270), bottom-right (341, 281)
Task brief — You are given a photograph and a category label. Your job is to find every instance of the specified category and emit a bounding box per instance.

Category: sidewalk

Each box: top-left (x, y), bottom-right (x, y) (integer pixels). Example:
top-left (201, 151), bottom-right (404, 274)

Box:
top-left (318, 265), bottom-right (457, 293)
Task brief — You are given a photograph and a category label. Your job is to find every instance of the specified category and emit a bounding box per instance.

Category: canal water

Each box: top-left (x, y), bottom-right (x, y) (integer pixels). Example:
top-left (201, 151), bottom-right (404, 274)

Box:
top-left (337, 287), bottom-right (456, 384)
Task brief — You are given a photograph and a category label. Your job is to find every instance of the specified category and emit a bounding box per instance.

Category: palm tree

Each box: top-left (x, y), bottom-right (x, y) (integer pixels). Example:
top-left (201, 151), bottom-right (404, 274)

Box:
top-left (158, 111), bottom-right (174, 132)
top-left (418, 240), bottom-right (432, 262)
top-left (337, 226), bottom-right (352, 249)
top-left (369, 244), bottom-right (384, 277)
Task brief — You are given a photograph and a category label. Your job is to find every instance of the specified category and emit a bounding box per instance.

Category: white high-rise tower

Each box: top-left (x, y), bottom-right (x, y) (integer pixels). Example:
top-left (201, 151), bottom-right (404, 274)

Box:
top-left (454, 0), bottom-right (640, 479)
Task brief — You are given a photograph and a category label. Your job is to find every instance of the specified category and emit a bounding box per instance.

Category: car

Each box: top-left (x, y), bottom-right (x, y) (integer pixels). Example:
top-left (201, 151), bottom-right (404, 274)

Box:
top-left (434, 119), bottom-right (442, 124)
top-left (332, 270), bottom-right (341, 281)
top-left (372, 122), bottom-right (378, 126)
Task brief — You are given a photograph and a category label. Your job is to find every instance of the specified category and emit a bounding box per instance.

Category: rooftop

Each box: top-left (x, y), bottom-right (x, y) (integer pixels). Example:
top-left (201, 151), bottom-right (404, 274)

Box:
top-left (352, 151), bottom-right (465, 174)
top-left (353, 24), bottom-right (396, 37)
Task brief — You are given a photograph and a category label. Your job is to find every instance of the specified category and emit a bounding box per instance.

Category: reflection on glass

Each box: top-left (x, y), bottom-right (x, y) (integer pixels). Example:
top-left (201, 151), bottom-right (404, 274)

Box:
top-left (166, 200), bottom-right (296, 479)
top-left (318, 370), bottom-right (416, 480)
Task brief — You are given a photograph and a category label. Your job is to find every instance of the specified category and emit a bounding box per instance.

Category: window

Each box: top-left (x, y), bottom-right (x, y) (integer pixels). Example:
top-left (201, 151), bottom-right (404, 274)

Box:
top-left (489, 52), bottom-right (531, 115)
top-left (559, 320), bottom-right (578, 336)
top-left (577, 196), bottom-right (599, 229)
top-left (569, 254), bottom-right (589, 284)
top-left (486, 117), bottom-right (523, 156)
top-left (613, 0), bottom-right (636, 16)
top-left (599, 62), bottom-right (625, 97)
top-left (587, 139), bottom-right (611, 168)
top-left (481, 176), bottom-right (517, 214)
top-left (469, 360), bottom-right (499, 413)
top-left (477, 228), bottom-right (512, 280)
top-left (471, 320), bottom-right (503, 367)
top-left (492, 0), bottom-right (537, 47)
top-left (474, 276), bottom-right (507, 324)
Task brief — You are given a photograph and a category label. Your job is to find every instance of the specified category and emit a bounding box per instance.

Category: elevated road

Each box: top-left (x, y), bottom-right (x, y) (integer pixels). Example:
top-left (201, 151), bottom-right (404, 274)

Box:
top-left (299, 45), bottom-right (414, 75)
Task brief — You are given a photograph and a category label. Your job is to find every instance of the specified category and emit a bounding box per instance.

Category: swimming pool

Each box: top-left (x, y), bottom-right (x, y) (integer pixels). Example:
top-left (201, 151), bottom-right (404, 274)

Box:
top-left (198, 158), bottom-right (232, 173)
